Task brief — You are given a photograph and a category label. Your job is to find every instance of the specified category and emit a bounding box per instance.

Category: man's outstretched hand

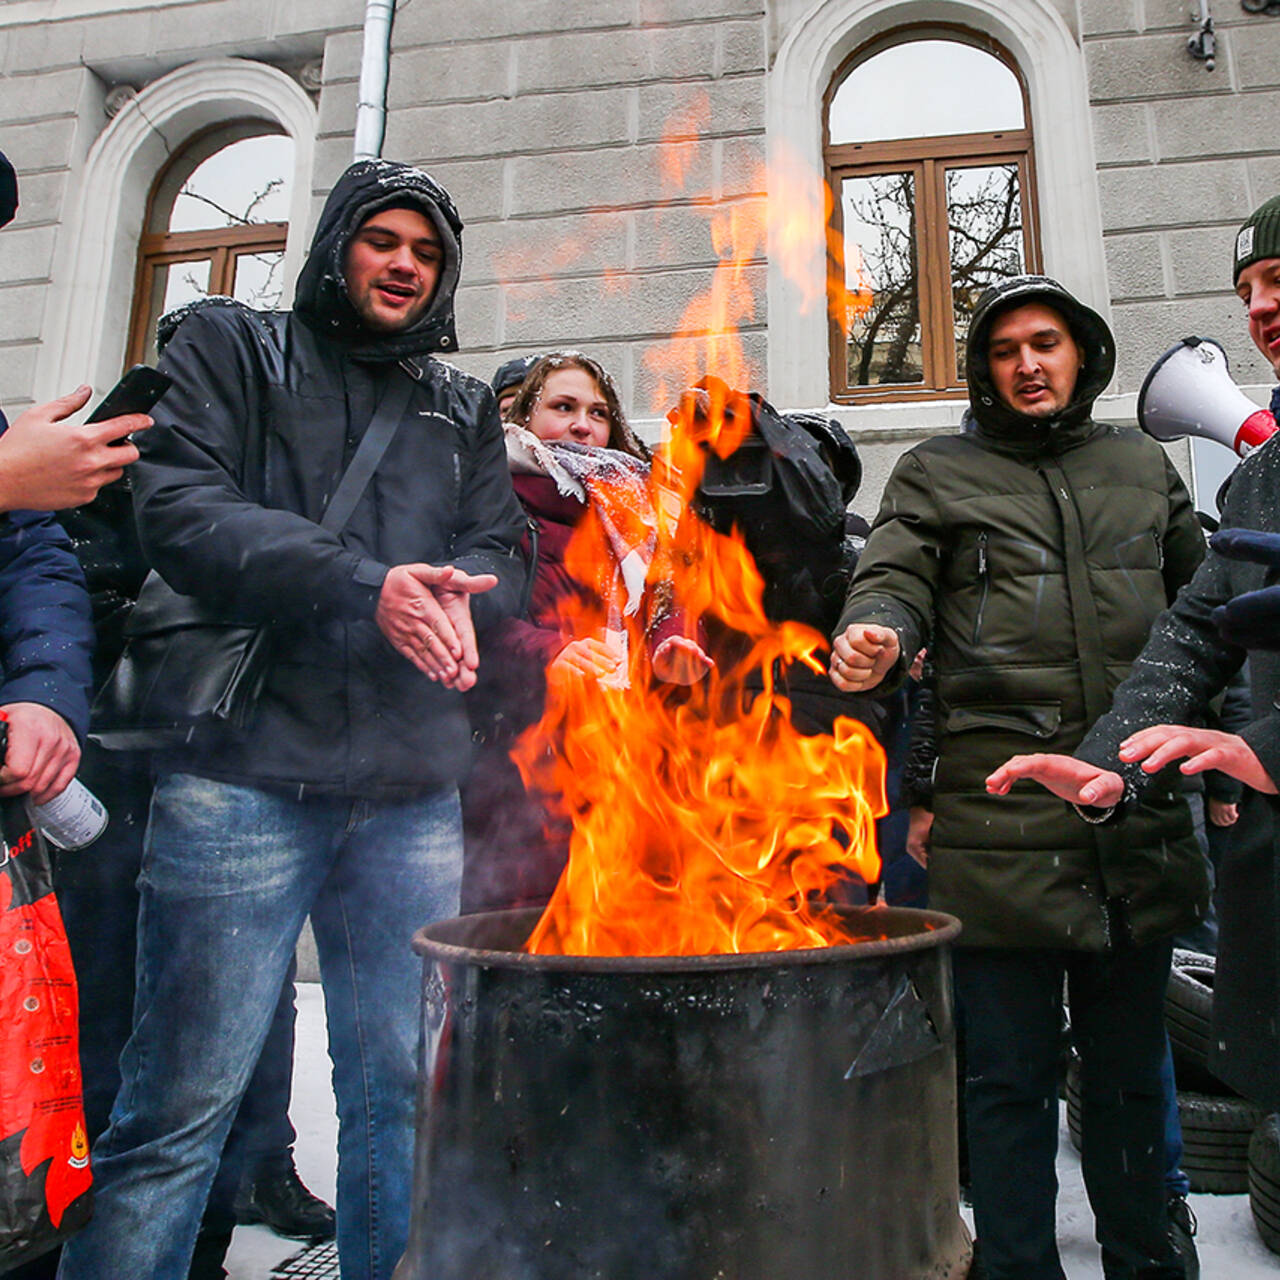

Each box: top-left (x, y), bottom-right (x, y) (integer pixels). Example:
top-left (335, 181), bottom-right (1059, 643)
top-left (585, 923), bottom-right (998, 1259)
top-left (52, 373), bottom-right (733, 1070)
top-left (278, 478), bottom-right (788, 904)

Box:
top-left (376, 564), bottom-right (497, 691)
top-left (986, 753), bottom-right (1125, 808)
top-left (1117, 724), bottom-right (1277, 794)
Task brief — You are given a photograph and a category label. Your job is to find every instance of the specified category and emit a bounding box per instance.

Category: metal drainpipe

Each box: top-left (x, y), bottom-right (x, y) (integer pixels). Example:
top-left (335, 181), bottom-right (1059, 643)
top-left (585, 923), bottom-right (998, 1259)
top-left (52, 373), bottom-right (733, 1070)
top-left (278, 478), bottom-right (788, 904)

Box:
top-left (354, 0), bottom-right (396, 160)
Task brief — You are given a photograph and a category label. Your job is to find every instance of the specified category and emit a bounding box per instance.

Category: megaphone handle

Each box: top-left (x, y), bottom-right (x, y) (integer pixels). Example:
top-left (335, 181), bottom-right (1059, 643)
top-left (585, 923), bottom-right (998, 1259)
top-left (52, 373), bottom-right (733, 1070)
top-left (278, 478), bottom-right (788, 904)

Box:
top-left (1236, 409), bottom-right (1278, 455)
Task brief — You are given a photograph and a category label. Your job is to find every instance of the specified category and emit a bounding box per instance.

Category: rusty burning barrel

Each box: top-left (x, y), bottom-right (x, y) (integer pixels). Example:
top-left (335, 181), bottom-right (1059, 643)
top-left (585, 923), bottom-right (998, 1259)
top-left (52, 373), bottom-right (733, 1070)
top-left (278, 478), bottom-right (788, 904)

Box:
top-left (393, 905), bottom-right (969, 1280)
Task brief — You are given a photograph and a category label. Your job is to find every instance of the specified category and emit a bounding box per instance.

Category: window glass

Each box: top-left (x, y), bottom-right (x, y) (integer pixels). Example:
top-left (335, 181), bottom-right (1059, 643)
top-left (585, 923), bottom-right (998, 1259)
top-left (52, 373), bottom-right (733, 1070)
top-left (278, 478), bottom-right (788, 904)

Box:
top-left (168, 134), bottom-right (294, 232)
top-left (232, 248), bottom-right (288, 310)
top-left (842, 172), bottom-right (923, 386)
top-left (829, 40), bottom-right (1024, 144)
top-left (947, 163), bottom-right (1027, 379)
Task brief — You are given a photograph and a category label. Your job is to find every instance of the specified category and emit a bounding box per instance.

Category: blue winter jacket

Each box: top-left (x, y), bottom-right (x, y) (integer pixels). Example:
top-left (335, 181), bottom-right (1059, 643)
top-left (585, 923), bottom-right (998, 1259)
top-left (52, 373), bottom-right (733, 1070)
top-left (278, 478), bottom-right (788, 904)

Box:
top-left (0, 408), bottom-right (95, 743)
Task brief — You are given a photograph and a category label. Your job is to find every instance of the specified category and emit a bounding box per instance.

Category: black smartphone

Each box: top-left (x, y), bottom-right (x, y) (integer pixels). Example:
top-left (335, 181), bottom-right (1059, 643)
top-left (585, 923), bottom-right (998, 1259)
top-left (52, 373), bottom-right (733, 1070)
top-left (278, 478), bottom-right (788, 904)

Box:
top-left (86, 364), bottom-right (172, 426)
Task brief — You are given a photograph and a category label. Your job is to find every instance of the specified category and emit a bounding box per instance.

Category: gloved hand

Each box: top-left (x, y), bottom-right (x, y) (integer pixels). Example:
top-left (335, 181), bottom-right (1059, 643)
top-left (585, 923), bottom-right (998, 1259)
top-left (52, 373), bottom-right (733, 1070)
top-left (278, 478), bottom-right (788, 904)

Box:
top-left (1210, 527), bottom-right (1280, 650)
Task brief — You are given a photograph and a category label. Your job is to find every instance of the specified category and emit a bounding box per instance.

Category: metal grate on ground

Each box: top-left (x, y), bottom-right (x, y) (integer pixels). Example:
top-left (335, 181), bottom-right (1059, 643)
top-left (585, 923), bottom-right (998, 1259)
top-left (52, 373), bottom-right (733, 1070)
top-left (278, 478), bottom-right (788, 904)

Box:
top-left (271, 1239), bottom-right (340, 1278)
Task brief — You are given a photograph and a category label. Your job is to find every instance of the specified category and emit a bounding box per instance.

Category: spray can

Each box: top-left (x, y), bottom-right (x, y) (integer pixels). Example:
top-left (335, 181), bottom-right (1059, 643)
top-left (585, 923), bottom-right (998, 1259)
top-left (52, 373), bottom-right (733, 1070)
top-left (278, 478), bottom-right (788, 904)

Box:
top-left (0, 712), bottom-right (108, 851)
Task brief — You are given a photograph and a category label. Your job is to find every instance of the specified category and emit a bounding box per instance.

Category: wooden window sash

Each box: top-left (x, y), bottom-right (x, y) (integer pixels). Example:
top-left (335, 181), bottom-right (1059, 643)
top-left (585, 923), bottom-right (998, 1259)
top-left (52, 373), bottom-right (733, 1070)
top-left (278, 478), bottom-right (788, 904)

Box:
top-left (127, 223), bottom-right (288, 366)
top-left (827, 138), bottom-right (1036, 404)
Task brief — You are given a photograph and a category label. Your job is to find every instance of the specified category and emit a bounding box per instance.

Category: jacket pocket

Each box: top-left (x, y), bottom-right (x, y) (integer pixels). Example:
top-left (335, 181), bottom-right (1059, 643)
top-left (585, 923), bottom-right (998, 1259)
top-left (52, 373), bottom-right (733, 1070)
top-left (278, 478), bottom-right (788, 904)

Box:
top-left (946, 701), bottom-right (1061, 739)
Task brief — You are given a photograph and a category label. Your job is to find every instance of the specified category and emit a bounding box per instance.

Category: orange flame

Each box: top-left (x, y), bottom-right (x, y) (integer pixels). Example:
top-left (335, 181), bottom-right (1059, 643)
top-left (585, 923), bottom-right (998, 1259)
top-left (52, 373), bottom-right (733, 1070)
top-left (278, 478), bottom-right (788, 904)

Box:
top-left (501, 102), bottom-right (889, 958)
top-left (519, 399), bottom-right (885, 957)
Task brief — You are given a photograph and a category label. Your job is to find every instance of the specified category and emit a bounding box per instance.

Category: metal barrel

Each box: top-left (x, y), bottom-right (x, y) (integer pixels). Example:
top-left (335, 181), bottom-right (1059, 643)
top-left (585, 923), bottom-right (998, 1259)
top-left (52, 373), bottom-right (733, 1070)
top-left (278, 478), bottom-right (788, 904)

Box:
top-left (395, 906), bottom-right (970, 1280)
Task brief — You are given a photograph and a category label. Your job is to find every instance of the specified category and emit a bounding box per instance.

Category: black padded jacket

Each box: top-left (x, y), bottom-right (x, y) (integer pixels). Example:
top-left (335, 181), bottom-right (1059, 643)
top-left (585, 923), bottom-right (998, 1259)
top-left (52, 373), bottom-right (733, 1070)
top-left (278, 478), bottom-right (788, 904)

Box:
top-left (131, 162), bottom-right (527, 797)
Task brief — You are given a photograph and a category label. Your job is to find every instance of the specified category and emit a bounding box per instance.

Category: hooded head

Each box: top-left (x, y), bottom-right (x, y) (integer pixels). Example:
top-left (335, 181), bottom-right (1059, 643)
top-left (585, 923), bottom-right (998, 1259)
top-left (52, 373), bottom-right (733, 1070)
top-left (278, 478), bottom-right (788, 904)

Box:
top-left (965, 274), bottom-right (1115, 443)
top-left (293, 159), bottom-right (463, 362)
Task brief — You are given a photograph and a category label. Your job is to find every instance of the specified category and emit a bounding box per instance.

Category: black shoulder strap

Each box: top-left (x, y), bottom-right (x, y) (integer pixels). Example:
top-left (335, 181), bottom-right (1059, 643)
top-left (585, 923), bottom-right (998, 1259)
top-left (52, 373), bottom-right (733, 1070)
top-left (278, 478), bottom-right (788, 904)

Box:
top-left (320, 371), bottom-right (414, 535)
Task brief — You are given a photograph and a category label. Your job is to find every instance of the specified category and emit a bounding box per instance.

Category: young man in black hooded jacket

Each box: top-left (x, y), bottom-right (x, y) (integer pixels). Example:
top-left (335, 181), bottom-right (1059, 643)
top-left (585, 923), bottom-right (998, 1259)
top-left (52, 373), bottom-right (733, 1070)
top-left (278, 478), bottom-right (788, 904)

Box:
top-left (831, 276), bottom-right (1206, 1279)
top-left (58, 161), bottom-right (526, 1280)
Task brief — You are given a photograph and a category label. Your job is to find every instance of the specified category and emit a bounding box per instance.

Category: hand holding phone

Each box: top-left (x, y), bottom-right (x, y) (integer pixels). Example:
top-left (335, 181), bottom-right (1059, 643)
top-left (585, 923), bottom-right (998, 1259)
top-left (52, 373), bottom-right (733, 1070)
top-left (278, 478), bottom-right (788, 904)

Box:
top-left (0, 373), bottom-right (165, 512)
top-left (87, 364), bottom-right (172, 435)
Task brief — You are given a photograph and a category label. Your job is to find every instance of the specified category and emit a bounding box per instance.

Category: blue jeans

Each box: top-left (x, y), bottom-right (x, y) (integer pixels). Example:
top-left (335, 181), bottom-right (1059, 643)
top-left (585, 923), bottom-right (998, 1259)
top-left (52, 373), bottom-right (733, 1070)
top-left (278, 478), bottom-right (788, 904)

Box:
top-left (57, 772), bottom-right (462, 1280)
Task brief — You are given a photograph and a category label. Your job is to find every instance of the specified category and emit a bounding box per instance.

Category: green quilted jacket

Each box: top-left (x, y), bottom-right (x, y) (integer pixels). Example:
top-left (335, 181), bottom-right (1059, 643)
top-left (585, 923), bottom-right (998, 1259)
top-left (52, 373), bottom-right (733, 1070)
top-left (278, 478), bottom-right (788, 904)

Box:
top-left (838, 278), bottom-right (1210, 949)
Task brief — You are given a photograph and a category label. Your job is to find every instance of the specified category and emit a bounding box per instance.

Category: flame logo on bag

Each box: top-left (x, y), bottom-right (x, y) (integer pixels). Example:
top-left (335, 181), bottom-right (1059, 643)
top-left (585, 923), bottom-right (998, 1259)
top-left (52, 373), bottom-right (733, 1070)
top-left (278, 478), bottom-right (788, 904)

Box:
top-left (68, 1123), bottom-right (89, 1170)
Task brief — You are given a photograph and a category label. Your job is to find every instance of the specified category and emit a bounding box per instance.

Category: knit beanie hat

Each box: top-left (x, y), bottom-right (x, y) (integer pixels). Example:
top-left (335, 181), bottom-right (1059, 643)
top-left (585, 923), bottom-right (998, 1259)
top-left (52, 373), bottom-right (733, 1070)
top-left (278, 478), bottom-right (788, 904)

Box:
top-left (1233, 194), bottom-right (1280, 282)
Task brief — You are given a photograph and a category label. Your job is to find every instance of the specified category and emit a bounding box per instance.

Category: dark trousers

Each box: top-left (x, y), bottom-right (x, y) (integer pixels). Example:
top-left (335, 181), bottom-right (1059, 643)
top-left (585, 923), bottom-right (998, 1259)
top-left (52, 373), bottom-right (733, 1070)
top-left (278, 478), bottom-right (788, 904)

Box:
top-left (953, 942), bottom-right (1183, 1280)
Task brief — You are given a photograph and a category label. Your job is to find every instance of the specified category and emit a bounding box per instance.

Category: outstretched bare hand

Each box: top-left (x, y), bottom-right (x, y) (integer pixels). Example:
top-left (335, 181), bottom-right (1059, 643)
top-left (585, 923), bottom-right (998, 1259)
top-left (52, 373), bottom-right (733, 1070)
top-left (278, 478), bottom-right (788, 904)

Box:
top-left (986, 753), bottom-right (1124, 808)
top-left (1118, 725), bottom-right (1277, 795)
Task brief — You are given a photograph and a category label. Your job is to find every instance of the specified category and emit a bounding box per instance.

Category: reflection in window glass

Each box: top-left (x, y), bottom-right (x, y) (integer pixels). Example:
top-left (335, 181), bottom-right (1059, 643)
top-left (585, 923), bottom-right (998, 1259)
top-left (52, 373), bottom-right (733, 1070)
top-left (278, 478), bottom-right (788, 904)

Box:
top-left (829, 40), bottom-right (1024, 145)
top-left (843, 173), bottom-right (923, 386)
top-left (948, 164), bottom-right (1027, 379)
top-left (169, 135), bottom-right (294, 233)
top-left (233, 249), bottom-right (287, 310)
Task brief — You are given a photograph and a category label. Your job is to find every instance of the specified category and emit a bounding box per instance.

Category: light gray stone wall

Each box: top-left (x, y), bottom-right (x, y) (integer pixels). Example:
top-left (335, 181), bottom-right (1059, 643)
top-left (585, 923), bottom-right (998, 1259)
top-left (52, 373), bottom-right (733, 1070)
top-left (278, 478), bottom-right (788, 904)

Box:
top-left (1084, 4), bottom-right (1280, 393)
top-left (0, 0), bottom-right (363, 411)
top-left (383, 0), bottom-right (768, 419)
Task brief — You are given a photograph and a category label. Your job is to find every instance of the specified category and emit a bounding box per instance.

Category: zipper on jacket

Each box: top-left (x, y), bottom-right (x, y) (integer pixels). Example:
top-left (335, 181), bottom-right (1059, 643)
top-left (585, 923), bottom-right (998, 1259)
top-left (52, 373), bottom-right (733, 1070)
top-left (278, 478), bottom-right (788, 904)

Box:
top-left (972, 530), bottom-right (990, 645)
top-left (1152, 529), bottom-right (1164, 570)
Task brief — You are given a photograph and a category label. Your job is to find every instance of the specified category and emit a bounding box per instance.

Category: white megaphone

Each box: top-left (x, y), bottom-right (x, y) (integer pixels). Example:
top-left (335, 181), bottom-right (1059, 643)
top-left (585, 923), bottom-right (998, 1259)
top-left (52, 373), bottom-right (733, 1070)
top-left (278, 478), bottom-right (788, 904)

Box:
top-left (1138, 336), bottom-right (1277, 458)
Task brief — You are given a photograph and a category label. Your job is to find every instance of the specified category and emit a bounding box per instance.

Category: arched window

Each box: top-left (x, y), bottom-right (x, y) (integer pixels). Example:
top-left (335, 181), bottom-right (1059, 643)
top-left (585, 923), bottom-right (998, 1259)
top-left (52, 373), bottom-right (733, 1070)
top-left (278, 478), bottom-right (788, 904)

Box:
top-left (825, 30), bottom-right (1040, 402)
top-left (127, 124), bottom-right (295, 365)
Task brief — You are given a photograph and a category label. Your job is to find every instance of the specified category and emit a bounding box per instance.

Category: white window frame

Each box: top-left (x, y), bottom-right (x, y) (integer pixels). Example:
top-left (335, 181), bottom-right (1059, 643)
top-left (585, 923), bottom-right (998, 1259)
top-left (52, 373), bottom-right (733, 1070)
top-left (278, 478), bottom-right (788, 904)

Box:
top-left (35, 58), bottom-right (316, 404)
top-left (766, 0), bottom-right (1109, 419)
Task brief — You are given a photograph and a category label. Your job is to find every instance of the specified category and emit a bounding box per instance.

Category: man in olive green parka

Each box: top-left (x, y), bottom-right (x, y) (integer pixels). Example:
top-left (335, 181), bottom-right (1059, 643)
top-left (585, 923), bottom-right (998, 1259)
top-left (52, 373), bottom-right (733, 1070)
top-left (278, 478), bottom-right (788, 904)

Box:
top-left (832, 276), bottom-right (1207, 1280)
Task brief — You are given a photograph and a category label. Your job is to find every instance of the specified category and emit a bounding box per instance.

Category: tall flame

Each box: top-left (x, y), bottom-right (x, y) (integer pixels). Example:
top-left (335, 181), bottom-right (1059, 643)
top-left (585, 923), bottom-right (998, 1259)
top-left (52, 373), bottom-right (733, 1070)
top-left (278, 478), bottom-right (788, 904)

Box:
top-left (519, 383), bottom-right (885, 957)
top-left (508, 103), bottom-right (889, 958)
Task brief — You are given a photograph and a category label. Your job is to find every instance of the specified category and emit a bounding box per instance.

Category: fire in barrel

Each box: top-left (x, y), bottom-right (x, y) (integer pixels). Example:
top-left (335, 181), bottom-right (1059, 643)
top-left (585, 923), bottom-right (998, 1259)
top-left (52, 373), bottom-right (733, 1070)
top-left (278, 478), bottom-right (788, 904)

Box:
top-left (393, 132), bottom-right (970, 1280)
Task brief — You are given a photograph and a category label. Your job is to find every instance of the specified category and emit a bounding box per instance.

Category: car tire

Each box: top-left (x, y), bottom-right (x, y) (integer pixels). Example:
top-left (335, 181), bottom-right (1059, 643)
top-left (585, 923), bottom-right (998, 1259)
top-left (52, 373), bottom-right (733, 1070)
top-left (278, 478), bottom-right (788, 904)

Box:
top-left (1166, 950), bottom-right (1229, 1094)
top-left (1177, 1090), bottom-right (1265, 1195)
top-left (1069, 1056), bottom-right (1260, 1194)
top-left (1248, 1114), bottom-right (1280, 1254)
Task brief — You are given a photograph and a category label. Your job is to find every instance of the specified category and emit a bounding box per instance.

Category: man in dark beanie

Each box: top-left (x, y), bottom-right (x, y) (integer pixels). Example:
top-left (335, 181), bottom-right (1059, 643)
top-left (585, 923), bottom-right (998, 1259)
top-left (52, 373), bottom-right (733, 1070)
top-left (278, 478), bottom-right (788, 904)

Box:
top-left (58, 161), bottom-right (527, 1280)
top-left (991, 197), bottom-right (1280, 1125)
top-left (834, 274), bottom-right (1205, 1279)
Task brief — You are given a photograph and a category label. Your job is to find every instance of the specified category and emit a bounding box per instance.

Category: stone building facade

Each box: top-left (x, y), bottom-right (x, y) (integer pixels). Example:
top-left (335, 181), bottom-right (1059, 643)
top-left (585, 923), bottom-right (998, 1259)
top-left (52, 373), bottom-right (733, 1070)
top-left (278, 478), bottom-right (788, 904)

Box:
top-left (2, 0), bottom-right (1279, 507)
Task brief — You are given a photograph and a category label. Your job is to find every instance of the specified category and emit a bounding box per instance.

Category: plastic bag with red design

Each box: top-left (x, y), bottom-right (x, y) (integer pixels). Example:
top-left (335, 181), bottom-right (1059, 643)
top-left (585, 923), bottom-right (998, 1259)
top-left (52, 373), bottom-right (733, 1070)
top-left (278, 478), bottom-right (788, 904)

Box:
top-left (0, 794), bottom-right (92, 1269)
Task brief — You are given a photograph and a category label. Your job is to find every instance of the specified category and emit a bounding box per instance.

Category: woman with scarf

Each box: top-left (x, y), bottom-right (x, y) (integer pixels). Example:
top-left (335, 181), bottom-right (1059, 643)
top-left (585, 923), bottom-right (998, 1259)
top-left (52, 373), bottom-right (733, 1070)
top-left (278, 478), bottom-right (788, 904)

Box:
top-left (461, 352), bottom-right (710, 913)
